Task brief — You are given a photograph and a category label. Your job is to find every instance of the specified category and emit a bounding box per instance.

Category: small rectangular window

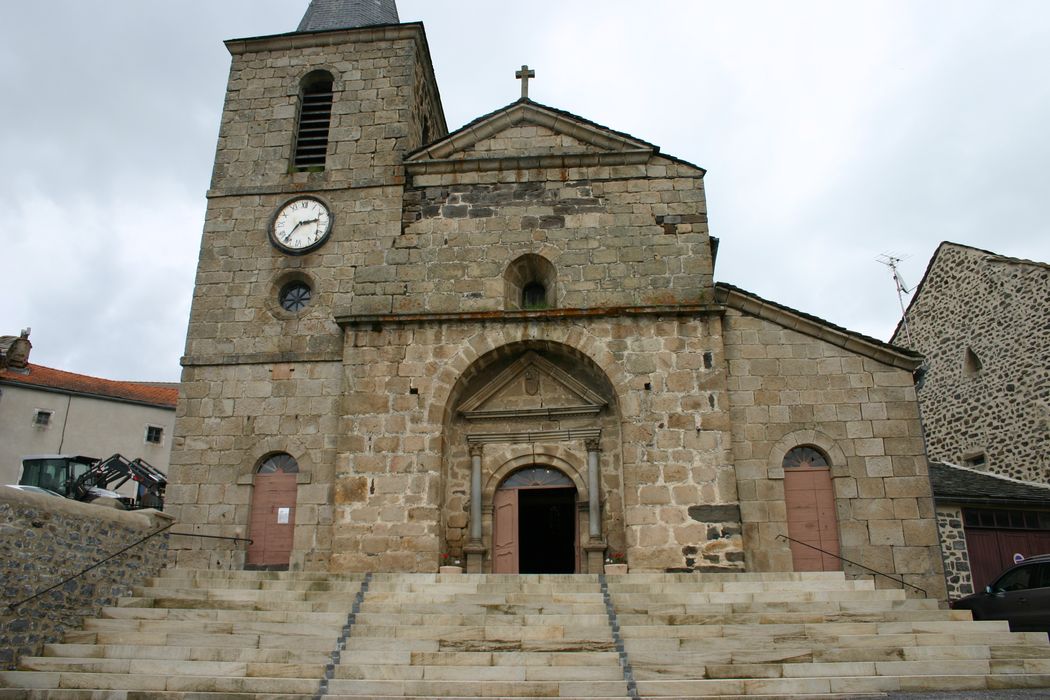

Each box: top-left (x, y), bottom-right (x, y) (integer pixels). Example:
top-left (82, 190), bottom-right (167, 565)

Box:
top-left (33, 410), bottom-right (52, 427)
top-left (145, 425), bottom-right (164, 444)
top-left (963, 452), bottom-right (987, 468)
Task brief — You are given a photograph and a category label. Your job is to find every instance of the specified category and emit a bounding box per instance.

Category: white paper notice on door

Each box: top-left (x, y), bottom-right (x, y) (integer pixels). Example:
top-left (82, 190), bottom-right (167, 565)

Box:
top-left (277, 507), bottom-right (290, 524)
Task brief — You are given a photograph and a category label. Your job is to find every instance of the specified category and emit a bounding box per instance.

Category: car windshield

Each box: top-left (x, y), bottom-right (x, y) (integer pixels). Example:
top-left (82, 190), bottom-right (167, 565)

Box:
top-left (20, 458), bottom-right (68, 493)
top-left (995, 562), bottom-right (1050, 592)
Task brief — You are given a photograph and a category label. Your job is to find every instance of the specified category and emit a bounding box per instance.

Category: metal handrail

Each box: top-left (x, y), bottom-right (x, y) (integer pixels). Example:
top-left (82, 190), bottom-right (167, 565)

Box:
top-left (7, 521), bottom-right (175, 611)
top-left (170, 531), bottom-right (253, 544)
top-left (776, 534), bottom-right (927, 596)
top-left (6, 527), bottom-right (253, 611)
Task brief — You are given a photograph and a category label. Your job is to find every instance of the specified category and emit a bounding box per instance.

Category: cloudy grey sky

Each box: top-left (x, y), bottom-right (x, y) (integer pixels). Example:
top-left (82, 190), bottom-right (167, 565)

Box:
top-left (2, 1), bottom-right (1048, 382)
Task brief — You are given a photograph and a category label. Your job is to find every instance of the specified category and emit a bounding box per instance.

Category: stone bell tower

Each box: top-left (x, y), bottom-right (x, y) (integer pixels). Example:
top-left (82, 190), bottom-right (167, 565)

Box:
top-left (168, 0), bottom-right (446, 570)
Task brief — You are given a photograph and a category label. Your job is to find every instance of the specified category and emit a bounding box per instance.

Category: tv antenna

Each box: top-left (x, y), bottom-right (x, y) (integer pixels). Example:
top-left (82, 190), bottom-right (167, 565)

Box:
top-left (877, 254), bottom-right (913, 346)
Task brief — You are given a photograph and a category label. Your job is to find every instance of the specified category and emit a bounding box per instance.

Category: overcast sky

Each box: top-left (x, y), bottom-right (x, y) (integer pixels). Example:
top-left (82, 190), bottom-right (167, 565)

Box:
top-left (2, 1), bottom-right (1048, 383)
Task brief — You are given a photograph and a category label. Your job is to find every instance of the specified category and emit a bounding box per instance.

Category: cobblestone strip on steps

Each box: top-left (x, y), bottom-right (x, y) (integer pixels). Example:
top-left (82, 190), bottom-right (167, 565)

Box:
top-left (314, 572), bottom-right (372, 700)
top-left (599, 574), bottom-right (639, 700)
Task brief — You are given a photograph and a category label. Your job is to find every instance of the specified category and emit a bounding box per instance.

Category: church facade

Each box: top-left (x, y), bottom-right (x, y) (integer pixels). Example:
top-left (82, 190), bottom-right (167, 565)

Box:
top-left (169, 0), bottom-right (946, 598)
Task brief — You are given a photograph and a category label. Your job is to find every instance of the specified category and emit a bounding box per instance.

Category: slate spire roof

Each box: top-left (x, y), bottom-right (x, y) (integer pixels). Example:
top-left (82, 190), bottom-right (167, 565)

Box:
top-left (297, 0), bottom-right (399, 32)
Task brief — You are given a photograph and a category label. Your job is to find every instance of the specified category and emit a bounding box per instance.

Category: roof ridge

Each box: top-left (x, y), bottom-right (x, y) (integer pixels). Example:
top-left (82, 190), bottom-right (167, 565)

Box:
top-left (0, 363), bottom-right (178, 408)
top-left (933, 460), bottom-right (1050, 490)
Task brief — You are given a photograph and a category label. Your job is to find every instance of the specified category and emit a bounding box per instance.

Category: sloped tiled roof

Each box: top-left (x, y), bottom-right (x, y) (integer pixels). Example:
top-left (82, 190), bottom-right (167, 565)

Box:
top-left (0, 363), bottom-right (178, 409)
top-left (929, 461), bottom-right (1050, 506)
top-left (297, 0), bottom-right (399, 32)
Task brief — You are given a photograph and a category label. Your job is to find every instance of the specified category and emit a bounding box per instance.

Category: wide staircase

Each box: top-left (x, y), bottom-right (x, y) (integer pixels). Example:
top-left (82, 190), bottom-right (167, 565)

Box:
top-left (2, 568), bottom-right (1050, 698)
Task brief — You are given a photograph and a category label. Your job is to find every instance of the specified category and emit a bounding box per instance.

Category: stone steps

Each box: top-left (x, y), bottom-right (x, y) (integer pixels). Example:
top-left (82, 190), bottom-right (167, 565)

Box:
top-left (42, 642), bottom-right (333, 664)
top-left (3, 568), bottom-right (1050, 698)
top-left (604, 574), bottom-right (1050, 697)
top-left (324, 678), bottom-right (629, 697)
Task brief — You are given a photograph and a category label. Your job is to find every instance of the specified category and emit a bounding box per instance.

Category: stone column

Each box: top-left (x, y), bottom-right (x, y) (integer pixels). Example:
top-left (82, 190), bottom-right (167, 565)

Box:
top-left (464, 443), bottom-right (487, 573)
top-left (582, 438), bottom-right (607, 573)
top-left (586, 439), bottom-right (601, 539)
top-left (470, 444), bottom-right (483, 543)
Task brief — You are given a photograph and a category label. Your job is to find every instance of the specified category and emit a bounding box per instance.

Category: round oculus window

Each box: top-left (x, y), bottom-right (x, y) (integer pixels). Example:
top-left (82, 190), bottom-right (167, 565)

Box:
top-left (279, 281), bottom-right (311, 312)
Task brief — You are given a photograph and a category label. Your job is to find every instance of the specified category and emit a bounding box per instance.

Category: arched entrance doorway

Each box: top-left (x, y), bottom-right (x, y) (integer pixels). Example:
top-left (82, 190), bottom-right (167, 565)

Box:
top-left (247, 453), bottom-right (298, 568)
top-left (783, 446), bottom-right (841, 571)
top-left (493, 467), bottom-right (579, 574)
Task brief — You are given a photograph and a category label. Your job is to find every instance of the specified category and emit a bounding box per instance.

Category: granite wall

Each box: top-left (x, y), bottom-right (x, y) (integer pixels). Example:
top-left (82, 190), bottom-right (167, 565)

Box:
top-left (0, 489), bottom-right (172, 669)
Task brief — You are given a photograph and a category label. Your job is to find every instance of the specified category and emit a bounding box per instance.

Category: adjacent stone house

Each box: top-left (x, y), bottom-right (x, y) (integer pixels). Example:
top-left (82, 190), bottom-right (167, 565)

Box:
top-left (892, 241), bottom-right (1050, 597)
top-left (168, 0), bottom-right (946, 598)
top-left (0, 330), bottom-right (178, 488)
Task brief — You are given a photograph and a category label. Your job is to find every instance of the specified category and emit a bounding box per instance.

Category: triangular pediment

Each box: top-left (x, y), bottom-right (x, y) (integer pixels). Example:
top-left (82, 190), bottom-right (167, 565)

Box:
top-left (406, 100), bottom-right (656, 166)
top-left (458, 351), bottom-right (607, 421)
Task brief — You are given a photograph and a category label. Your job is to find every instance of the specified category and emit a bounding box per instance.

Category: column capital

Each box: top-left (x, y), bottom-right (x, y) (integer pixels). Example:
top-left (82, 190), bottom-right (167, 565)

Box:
top-left (584, 438), bottom-right (601, 452)
top-left (469, 443), bottom-right (484, 458)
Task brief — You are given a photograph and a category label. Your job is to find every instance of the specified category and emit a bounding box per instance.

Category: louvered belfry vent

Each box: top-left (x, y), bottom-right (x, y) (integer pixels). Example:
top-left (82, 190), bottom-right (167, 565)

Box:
top-left (293, 72), bottom-right (335, 171)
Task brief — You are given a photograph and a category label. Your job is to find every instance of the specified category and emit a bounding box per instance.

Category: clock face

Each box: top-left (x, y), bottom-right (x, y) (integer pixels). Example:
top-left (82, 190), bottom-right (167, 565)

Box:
top-left (271, 197), bottom-right (332, 253)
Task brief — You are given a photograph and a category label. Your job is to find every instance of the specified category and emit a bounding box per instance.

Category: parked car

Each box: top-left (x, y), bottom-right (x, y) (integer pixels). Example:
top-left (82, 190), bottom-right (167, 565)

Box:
top-left (951, 554), bottom-right (1050, 632)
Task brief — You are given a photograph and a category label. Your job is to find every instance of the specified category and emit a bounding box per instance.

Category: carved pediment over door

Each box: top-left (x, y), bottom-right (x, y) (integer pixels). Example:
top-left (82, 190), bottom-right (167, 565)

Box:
top-left (458, 351), bottom-right (607, 422)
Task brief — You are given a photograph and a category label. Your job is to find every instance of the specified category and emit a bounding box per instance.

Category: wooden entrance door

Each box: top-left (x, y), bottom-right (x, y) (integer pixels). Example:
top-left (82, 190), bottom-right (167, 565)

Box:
top-left (492, 467), bottom-right (578, 574)
top-left (785, 465), bottom-right (840, 571)
top-left (493, 489), bottom-right (518, 573)
top-left (248, 472), bottom-right (297, 567)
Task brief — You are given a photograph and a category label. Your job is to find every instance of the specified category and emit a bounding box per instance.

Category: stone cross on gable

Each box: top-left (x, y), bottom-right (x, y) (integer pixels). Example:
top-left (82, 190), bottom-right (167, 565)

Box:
top-left (516, 64), bottom-right (535, 98)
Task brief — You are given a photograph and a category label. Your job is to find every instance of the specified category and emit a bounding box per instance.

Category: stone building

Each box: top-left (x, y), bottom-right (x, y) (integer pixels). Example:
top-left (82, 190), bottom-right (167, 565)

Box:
top-left (892, 241), bottom-right (1050, 597)
top-left (169, 0), bottom-right (945, 597)
top-left (0, 329), bottom-right (178, 488)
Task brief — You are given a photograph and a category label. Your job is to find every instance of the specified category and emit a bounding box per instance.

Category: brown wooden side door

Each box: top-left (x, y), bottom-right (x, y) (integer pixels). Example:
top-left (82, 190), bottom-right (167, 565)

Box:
top-left (785, 467), bottom-right (841, 571)
top-left (247, 472), bottom-right (297, 566)
top-left (492, 488), bottom-right (518, 574)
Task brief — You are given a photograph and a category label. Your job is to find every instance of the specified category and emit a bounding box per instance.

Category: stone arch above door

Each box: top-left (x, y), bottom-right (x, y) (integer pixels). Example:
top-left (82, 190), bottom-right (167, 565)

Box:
top-left (767, 429), bottom-right (848, 480)
top-left (440, 339), bottom-right (626, 574)
top-left (483, 449), bottom-right (589, 503)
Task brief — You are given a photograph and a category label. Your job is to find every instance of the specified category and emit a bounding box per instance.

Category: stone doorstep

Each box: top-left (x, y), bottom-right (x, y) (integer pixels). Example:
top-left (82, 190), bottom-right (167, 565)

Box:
top-left (629, 643), bottom-right (1048, 666)
top-left (147, 575), bottom-right (368, 589)
top-left (351, 613), bottom-right (612, 626)
top-left (347, 624), bottom-right (614, 641)
top-left (0, 694), bottom-right (639, 700)
top-left (0, 671), bottom-right (319, 694)
top-left (625, 634), bottom-right (1028, 655)
top-left (43, 643), bottom-right (334, 664)
top-left (130, 587), bottom-right (364, 602)
top-left (358, 602), bottom-right (610, 615)
top-left (615, 610), bottom-right (964, 625)
top-left (614, 598), bottom-right (942, 614)
top-left (332, 663), bottom-right (624, 681)
top-left (362, 593), bottom-right (607, 604)
top-left (606, 579), bottom-right (878, 593)
top-left (634, 673), bottom-right (1050, 696)
top-left (322, 678), bottom-right (629, 697)
top-left (116, 597), bottom-right (350, 613)
top-left (609, 590), bottom-right (908, 604)
top-left (335, 649), bottom-right (621, 666)
top-left (80, 619), bottom-right (344, 638)
top-left (100, 607), bottom-right (347, 624)
top-left (60, 631), bottom-right (337, 652)
top-left (17, 657), bottom-right (326, 679)
top-left (153, 569), bottom-right (368, 581)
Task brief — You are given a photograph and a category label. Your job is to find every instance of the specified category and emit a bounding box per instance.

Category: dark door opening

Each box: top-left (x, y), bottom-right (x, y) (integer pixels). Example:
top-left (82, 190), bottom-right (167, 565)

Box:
top-left (518, 487), bottom-right (576, 574)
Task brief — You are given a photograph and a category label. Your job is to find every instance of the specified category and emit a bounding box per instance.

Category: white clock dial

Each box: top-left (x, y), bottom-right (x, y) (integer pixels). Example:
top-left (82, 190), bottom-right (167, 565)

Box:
top-left (271, 197), bottom-right (332, 253)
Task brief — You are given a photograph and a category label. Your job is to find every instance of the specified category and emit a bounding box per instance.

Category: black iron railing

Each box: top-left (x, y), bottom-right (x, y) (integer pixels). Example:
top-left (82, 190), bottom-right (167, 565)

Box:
top-left (776, 534), bottom-right (927, 596)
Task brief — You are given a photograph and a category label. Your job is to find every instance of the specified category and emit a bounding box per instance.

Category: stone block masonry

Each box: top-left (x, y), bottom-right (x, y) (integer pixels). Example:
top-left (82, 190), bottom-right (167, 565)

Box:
top-left (0, 489), bottom-right (172, 669)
